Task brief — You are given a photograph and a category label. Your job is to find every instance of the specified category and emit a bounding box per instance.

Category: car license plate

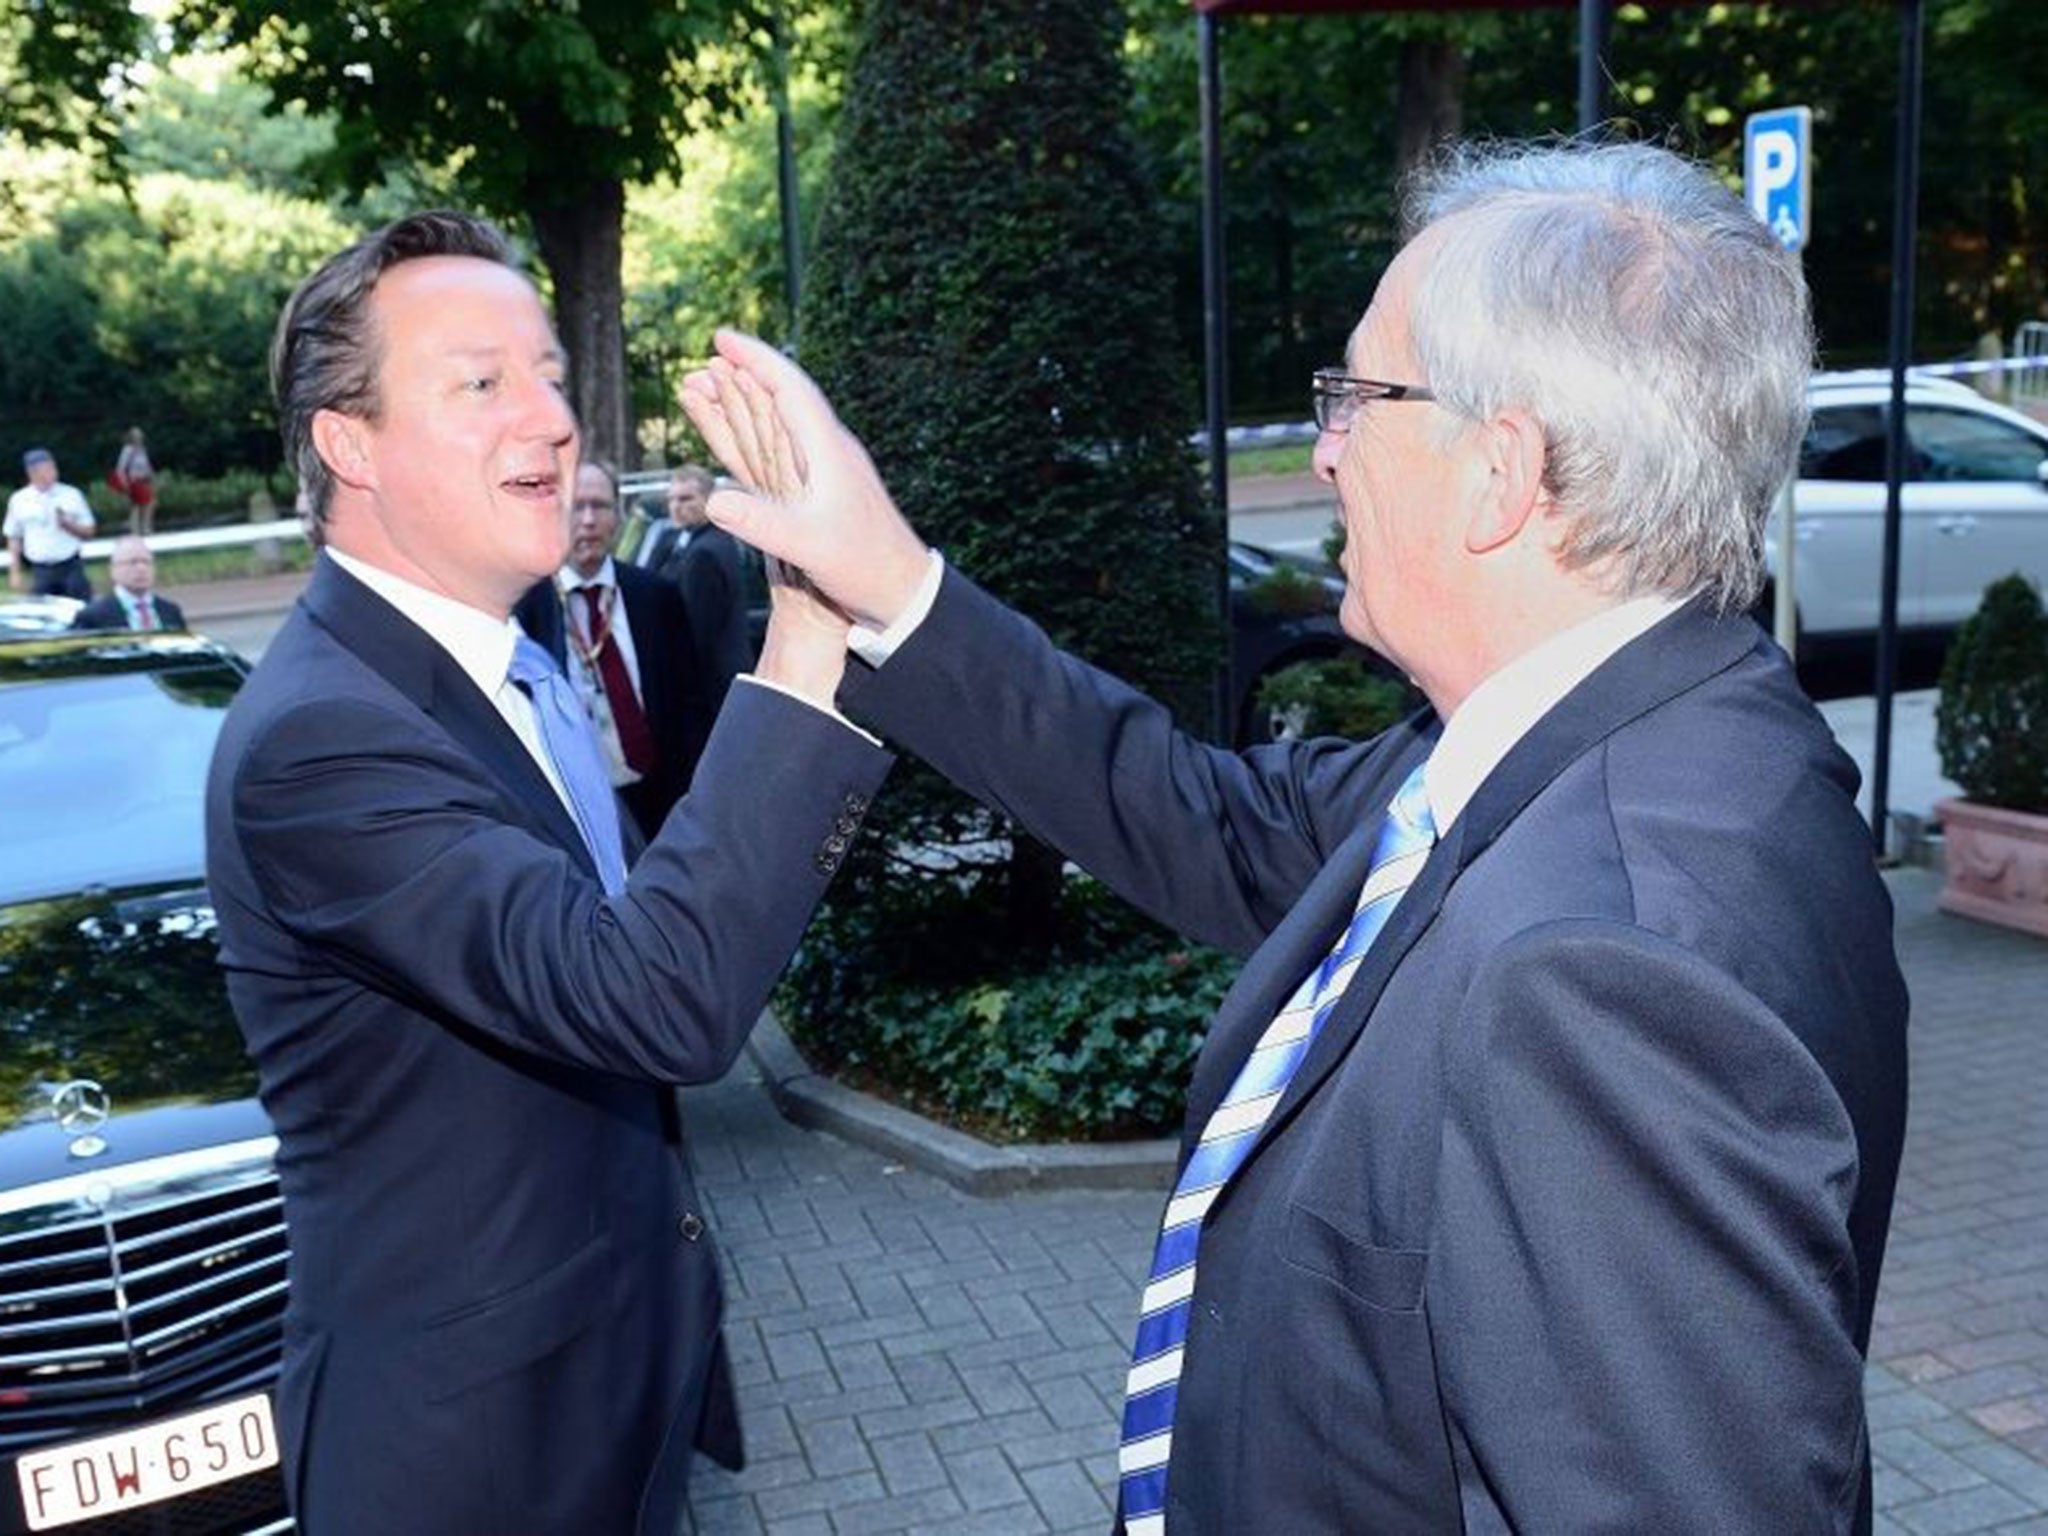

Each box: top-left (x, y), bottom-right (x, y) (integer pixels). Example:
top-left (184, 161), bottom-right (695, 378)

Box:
top-left (14, 1391), bottom-right (279, 1531)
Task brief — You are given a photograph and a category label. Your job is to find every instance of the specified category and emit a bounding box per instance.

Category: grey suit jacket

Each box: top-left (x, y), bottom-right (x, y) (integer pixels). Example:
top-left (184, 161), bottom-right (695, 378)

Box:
top-left (205, 555), bottom-right (891, 1536)
top-left (841, 570), bottom-right (1908, 1534)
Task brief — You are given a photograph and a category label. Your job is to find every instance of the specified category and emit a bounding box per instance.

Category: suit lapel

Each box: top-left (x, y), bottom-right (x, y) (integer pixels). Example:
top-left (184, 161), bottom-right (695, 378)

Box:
top-left (1237, 597), bottom-right (1764, 1164)
top-left (616, 568), bottom-right (665, 717)
top-left (1176, 721), bottom-right (1439, 1151)
top-left (513, 579), bottom-right (569, 667)
top-left (301, 557), bottom-right (598, 879)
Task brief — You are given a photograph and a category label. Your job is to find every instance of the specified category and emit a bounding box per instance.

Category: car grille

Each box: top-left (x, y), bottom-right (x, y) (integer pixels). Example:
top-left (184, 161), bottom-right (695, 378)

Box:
top-left (9, 1469), bottom-right (290, 1536)
top-left (0, 1139), bottom-right (287, 1457)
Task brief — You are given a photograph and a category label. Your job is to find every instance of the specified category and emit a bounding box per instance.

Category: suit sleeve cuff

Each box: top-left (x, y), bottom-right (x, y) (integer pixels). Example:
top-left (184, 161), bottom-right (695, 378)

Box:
top-left (734, 674), bottom-right (884, 748)
top-left (848, 550), bottom-right (946, 668)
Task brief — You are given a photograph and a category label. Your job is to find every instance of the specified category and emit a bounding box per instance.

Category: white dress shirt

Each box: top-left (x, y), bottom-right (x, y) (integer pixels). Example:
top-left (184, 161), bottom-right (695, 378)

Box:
top-left (554, 557), bottom-right (646, 785)
top-left (858, 549), bottom-right (1684, 836)
top-left (326, 550), bottom-right (876, 816)
top-left (327, 548), bottom-right (575, 816)
top-left (557, 557), bottom-right (646, 697)
top-left (1423, 593), bottom-right (1685, 834)
top-left (5, 482), bottom-right (94, 564)
top-left (116, 587), bottom-right (161, 631)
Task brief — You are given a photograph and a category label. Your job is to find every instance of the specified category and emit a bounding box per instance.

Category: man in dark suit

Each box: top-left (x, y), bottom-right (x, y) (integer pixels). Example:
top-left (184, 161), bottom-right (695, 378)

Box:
top-left (687, 140), bottom-right (1909, 1533)
top-left (72, 535), bottom-right (185, 631)
top-left (516, 460), bottom-right (712, 837)
top-left (205, 211), bottom-right (891, 1536)
top-left (651, 462), bottom-right (752, 716)
top-left (638, 461), bottom-right (710, 573)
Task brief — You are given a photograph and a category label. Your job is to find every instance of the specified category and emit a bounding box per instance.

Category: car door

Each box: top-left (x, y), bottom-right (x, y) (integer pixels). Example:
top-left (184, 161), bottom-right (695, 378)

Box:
top-left (1787, 398), bottom-right (1927, 636)
top-left (1908, 401), bottom-right (2048, 626)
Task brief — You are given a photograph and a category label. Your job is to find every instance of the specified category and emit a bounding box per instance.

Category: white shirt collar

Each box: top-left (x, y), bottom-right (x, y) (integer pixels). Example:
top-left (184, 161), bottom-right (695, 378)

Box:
top-left (558, 556), bottom-right (617, 594)
top-left (326, 548), bottom-right (524, 701)
top-left (1424, 592), bottom-right (1687, 834)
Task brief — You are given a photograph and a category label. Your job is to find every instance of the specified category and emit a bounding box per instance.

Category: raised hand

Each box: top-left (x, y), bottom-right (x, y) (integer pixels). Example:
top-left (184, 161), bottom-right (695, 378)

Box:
top-left (680, 331), bottom-right (931, 631)
top-left (753, 555), bottom-right (851, 709)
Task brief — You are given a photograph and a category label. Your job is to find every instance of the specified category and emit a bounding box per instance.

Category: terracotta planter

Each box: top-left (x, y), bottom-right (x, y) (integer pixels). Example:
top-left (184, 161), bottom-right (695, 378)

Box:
top-left (1936, 797), bottom-right (2048, 938)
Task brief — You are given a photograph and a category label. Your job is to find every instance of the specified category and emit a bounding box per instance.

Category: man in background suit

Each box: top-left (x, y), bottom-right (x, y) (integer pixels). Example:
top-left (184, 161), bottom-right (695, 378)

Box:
top-left (651, 462), bottom-right (752, 716)
top-left (688, 140), bottom-right (1908, 1533)
top-left (516, 460), bottom-right (711, 837)
top-left (72, 535), bottom-right (185, 632)
top-left (205, 211), bottom-right (890, 1536)
top-left (638, 461), bottom-right (711, 573)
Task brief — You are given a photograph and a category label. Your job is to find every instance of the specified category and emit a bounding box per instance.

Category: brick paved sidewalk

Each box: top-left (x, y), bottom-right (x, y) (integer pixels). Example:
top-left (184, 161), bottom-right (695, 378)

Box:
top-left (682, 867), bottom-right (2048, 1535)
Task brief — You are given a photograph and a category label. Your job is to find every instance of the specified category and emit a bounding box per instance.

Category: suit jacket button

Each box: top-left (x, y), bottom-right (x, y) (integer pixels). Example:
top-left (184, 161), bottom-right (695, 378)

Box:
top-left (844, 794), bottom-right (870, 816)
top-left (678, 1212), bottom-right (705, 1241)
top-left (824, 833), bottom-right (849, 855)
top-left (815, 851), bottom-right (839, 875)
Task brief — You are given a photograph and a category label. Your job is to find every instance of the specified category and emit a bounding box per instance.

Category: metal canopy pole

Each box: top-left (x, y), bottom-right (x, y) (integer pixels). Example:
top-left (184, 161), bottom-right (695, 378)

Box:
top-left (773, 9), bottom-right (804, 350)
top-left (1577, 0), bottom-right (1613, 132)
top-left (1200, 11), bottom-right (1234, 742)
top-left (1872, 0), bottom-right (1924, 858)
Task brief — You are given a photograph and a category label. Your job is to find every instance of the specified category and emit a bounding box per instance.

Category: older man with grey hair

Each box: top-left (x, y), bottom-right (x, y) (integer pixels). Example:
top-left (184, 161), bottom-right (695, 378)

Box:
top-left (685, 139), bottom-right (1908, 1533)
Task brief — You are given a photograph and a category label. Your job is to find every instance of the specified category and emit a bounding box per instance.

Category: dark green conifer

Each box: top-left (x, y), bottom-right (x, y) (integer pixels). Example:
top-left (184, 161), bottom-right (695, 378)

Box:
top-left (799, 0), bottom-right (1222, 952)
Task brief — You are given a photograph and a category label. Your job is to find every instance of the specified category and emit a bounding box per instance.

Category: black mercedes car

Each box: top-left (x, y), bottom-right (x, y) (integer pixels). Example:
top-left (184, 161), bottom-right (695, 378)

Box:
top-left (0, 630), bottom-right (289, 1536)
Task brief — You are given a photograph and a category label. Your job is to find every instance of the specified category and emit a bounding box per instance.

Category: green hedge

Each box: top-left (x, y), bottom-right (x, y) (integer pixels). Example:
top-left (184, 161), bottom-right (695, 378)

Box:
top-left (1256, 657), bottom-right (1417, 742)
top-left (85, 469), bottom-right (296, 532)
top-left (777, 879), bottom-right (1233, 1143)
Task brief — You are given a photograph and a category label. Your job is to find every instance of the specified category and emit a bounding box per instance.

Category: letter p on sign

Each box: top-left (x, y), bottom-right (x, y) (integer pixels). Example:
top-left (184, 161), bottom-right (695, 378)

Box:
top-left (1746, 106), bottom-right (1812, 253)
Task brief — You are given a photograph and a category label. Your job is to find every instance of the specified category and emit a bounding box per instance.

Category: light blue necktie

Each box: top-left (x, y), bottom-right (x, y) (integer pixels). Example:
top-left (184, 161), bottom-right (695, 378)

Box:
top-left (507, 635), bottom-right (628, 896)
top-left (1117, 761), bottom-right (1437, 1535)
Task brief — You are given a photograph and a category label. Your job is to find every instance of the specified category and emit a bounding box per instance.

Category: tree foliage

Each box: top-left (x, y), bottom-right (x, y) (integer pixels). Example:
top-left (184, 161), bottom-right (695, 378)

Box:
top-left (1122, 1), bottom-right (2048, 418)
top-left (0, 162), bottom-right (353, 479)
top-left (797, 0), bottom-right (1222, 958)
top-left (17, 0), bottom-right (782, 469)
top-left (2, 0), bottom-right (150, 168)
top-left (623, 13), bottom-right (851, 464)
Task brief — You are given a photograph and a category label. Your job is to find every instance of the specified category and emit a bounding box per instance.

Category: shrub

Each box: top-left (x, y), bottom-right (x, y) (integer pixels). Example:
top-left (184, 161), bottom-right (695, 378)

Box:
top-left (1936, 573), bottom-right (2048, 812)
top-left (778, 0), bottom-right (1237, 1134)
top-left (799, 0), bottom-right (1221, 957)
top-left (1242, 563), bottom-right (1335, 618)
top-left (777, 879), bottom-right (1233, 1142)
top-left (1256, 656), bottom-right (1416, 742)
top-left (86, 469), bottom-right (295, 531)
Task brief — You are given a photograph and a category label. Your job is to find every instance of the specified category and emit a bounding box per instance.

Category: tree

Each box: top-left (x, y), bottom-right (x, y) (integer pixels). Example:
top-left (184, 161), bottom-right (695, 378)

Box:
top-left (1122, 2), bottom-right (1564, 416)
top-left (3, 0), bottom-right (150, 173)
top-left (1120, 2), bottom-right (2048, 415)
top-left (0, 165), bottom-right (353, 477)
top-left (799, 0), bottom-right (1221, 954)
top-left (19, 0), bottom-right (778, 470)
top-left (623, 10), bottom-right (851, 463)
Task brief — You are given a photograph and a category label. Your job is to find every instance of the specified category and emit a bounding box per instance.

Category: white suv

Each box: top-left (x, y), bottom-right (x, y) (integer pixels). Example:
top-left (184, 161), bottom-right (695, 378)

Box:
top-left (1770, 372), bottom-right (2048, 640)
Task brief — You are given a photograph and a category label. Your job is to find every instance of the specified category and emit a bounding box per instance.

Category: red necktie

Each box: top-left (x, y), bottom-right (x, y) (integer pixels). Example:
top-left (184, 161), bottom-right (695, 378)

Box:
top-left (579, 585), bottom-right (657, 775)
top-left (135, 597), bottom-right (156, 632)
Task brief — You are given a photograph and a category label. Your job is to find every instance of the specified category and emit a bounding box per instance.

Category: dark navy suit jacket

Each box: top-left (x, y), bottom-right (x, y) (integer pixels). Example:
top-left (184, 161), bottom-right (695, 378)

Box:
top-left (655, 524), bottom-right (752, 718)
top-left (71, 590), bottom-right (185, 631)
top-left (205, 555), bottom-right (890, 1536)
top-left (841, 571), bottom-right (1908, 1535)
top-left (514, 562), bottom-right (713, 839)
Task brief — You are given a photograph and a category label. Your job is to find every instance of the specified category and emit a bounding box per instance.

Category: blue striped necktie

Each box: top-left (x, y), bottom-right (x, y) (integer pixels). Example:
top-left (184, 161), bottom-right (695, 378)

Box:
top-left (507, 635), bottom-right (629, 896)
top-left (1117, 761), bottom-right (1437, 1535)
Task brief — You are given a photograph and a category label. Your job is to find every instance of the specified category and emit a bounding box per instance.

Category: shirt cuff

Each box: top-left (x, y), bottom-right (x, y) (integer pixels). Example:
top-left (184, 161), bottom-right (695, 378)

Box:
top-left (848, 550), bottom-right (945, 668)
top-left (734, 674), bottom-right (884, 748)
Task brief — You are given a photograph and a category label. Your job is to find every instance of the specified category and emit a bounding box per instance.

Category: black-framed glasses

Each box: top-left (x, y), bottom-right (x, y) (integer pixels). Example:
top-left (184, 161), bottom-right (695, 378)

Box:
top-left (1312, 368), bottom-right (1435, 434)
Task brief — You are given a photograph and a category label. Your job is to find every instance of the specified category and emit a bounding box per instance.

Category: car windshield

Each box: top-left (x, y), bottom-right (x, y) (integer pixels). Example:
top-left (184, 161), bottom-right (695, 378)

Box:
top-left (0, 659), bottom-right (241, 905)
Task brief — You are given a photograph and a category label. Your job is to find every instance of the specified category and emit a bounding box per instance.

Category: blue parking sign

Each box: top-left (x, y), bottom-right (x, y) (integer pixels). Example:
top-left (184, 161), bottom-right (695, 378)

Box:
top-left (1745, 107), bottom-right (1812, 253)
